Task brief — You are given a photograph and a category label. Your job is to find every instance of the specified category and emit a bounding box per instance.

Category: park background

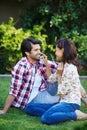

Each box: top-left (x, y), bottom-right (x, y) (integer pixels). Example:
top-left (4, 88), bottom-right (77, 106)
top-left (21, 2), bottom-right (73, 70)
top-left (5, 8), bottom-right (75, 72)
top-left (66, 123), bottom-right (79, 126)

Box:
top-left (0, 0), bottom-right (87, 75)
top-left (0, 1), bottom-right (87, 130)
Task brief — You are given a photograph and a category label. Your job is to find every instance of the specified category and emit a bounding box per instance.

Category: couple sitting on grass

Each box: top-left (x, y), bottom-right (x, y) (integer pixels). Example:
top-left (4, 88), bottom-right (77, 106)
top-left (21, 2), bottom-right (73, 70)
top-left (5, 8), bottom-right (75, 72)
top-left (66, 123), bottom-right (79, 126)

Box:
top-left (0, 37), bottom-right (87, 124)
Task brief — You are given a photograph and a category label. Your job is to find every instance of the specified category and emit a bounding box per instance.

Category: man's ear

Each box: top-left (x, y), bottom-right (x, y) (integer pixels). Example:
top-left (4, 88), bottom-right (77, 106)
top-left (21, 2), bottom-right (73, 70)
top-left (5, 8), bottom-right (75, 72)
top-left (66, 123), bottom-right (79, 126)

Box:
top-left (25, 52), bottom-right (30, 57)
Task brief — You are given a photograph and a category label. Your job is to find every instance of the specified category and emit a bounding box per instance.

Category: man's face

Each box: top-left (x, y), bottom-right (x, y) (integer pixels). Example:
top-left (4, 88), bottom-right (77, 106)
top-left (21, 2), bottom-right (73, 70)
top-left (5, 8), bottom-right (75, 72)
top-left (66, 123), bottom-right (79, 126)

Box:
top-left (28, 44), bottom-right (41, 62)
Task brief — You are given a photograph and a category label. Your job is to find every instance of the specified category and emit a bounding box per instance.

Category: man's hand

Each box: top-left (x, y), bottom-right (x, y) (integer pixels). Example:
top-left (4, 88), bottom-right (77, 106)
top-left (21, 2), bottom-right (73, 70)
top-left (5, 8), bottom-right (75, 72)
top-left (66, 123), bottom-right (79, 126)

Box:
top-left (0, 110), bottom-right (6, 115)
top-left (0, 94), bottom-right (15, 115)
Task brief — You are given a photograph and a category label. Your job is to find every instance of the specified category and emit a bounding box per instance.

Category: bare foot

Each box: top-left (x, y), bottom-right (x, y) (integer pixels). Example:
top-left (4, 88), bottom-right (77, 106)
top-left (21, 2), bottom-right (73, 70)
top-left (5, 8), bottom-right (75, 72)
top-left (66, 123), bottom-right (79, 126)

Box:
top-left (75, 110), bottom-right (87, 120)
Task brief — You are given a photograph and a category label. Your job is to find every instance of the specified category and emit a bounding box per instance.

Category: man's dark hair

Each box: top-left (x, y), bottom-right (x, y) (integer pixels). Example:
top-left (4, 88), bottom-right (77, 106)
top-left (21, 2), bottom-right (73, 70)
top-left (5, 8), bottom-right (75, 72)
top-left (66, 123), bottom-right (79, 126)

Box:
top-left (21, 37), bottom-right (42, 57)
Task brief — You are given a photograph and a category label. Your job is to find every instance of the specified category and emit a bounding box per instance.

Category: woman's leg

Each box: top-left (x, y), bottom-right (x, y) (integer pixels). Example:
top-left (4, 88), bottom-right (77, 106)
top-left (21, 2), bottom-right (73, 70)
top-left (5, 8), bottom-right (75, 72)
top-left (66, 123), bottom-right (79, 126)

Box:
top-left (24, 103), bottom-right (55, 116)
top-left (41, 102), bottom-right (79, 124)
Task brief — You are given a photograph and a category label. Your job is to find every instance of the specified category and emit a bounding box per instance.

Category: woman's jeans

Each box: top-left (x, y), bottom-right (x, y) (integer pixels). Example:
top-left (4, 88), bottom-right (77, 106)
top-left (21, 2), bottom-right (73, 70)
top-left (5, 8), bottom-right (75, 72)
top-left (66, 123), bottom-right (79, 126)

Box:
top-left (25, 102), bottom-right (80, 124)
top-left (41, 102), bottom-right (80, 124)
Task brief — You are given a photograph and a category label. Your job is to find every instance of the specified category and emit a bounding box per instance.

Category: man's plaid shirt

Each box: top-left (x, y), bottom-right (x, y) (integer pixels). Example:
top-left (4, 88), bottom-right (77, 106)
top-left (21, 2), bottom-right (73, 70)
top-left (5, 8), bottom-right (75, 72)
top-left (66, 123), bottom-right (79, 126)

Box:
top-left (9, 57), bottom-right (58, 109)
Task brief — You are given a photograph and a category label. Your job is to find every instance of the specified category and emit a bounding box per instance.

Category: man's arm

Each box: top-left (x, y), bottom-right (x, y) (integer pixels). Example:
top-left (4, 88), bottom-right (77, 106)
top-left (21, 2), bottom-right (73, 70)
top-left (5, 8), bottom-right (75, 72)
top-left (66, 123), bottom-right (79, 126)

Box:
top-left (0, 94), bottom-right (15, 114)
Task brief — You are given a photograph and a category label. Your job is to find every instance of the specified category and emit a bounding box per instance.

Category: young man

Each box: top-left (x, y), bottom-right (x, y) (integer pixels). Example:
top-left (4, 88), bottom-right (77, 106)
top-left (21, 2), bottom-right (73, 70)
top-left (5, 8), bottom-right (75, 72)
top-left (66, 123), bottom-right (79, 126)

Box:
top-left (0, 37), bottom-right (59, 115)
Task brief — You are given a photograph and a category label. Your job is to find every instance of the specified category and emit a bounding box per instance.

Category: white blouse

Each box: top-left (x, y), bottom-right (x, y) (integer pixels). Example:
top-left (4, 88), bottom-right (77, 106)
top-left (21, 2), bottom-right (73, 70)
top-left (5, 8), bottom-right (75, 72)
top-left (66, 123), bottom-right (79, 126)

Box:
top-left (48, 63), bottom-right (82, 105)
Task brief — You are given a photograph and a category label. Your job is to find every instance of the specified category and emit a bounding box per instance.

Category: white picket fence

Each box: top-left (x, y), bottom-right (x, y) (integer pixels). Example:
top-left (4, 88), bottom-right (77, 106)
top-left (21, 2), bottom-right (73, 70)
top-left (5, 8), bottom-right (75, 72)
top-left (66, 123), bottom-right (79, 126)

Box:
top-left (0, 74), bottom-right (11, 77)
top-left (0, 74), bottom-right (87, 79)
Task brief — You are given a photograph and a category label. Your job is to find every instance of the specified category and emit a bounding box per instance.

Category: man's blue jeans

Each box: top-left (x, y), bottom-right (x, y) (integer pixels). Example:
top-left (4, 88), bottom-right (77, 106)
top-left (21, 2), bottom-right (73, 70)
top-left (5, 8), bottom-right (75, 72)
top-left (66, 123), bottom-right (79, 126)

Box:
top-left (24, 103), bottom-right (55, 116)
top-left (30, 81), bottom-right (59, 104)
top-left (24, 82), bottom-right (59, 115)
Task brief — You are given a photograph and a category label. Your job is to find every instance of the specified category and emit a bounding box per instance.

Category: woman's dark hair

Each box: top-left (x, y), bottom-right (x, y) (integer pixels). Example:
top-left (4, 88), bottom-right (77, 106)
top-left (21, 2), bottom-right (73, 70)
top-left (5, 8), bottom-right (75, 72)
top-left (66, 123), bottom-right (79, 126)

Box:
top-left (21, 37), bottom-right (42, 57)
top-left (56, 38), bottom-right (81, 72)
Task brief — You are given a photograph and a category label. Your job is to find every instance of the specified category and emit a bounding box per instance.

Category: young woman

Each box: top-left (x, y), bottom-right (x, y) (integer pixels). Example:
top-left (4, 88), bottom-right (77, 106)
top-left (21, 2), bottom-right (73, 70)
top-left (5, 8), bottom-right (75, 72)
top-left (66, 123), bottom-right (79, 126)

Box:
top-left (41, 38), bottom-right (87, 124)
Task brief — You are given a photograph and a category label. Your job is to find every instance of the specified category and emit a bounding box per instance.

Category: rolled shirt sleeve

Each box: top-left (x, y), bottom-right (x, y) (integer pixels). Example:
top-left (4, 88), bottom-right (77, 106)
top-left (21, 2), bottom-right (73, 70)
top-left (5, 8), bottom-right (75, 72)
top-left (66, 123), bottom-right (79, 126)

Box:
top-left (9, 63), bottom-right (25, 97)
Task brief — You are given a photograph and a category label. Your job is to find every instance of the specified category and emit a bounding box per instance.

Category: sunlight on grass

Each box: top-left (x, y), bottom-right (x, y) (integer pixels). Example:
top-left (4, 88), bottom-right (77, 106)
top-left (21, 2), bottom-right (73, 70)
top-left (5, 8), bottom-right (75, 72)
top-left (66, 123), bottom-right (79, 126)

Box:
top-left (0, 77), bottom-right (87, 130)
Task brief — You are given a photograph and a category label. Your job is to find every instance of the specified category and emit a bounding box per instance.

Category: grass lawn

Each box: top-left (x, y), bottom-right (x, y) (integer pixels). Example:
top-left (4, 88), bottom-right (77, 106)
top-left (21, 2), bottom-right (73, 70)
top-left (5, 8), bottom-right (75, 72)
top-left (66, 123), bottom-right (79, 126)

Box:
top-left (0, 77), bottom-right (87, 130)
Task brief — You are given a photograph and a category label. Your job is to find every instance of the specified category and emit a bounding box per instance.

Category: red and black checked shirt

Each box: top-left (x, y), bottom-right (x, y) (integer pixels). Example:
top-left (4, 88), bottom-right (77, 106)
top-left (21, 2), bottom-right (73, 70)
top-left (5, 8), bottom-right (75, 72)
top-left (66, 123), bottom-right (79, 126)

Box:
top-left (9, 57), bottom-right (58, 109)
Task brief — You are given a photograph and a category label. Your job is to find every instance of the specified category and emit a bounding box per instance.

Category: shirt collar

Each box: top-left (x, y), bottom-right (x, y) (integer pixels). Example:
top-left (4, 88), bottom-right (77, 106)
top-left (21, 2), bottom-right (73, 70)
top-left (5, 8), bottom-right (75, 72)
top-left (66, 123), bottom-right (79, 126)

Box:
top-left (25, 57), bottom-right (41, 67)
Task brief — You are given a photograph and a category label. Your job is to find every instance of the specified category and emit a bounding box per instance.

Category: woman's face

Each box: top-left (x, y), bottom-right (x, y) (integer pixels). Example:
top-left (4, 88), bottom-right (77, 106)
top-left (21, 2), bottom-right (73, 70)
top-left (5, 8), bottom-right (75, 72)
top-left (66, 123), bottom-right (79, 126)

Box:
top-left (55, 47), bottom-right (64, 61)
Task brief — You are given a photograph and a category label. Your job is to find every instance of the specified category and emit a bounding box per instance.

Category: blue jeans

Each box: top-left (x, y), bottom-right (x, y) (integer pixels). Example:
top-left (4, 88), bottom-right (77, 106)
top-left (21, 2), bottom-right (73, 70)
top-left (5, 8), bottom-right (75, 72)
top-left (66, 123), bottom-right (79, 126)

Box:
top-left (24, 103), bottom-right (55, 116)
top-left (46, 81), bottom-right (58, 96)
top-left (41, 102), bottom-right (80, 124)
top-left (30, 81), bottom-right (59, 103)
top-left (24, 82), bottom-right (59, 115)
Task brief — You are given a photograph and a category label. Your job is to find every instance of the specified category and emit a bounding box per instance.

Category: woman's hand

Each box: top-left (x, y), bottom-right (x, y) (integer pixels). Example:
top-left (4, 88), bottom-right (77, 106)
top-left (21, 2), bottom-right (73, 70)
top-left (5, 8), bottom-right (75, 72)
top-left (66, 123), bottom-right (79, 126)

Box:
top-left (81, 87), bottom-right (86, 98)
top-left (57, 62), bottom-right (64, 76)
top-left (41, 52), bottom-right (48, 65)
top-left (41, 52), bottom-right (51, 77)
top-left (57, 62), bottom-right (64, 84)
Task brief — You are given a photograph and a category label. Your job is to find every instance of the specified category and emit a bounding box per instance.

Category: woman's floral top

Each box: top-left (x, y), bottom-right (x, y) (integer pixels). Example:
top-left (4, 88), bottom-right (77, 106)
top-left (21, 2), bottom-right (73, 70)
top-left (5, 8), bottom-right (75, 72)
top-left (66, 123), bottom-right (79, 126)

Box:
top-left (48, 63), bottom-right (82, 105)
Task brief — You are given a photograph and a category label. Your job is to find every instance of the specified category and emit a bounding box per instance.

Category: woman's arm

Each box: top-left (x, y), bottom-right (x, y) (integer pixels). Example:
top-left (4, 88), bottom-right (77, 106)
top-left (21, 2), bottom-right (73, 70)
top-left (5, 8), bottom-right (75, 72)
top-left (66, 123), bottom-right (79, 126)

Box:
top-left (41, 53), bottom-right (51, 78)
top-left (57, 62), bottom-right (64, 85)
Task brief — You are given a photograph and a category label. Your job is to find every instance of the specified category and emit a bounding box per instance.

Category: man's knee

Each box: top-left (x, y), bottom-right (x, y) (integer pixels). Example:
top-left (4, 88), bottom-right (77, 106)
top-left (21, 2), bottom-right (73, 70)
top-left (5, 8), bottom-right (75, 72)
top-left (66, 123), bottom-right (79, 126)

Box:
top-left (24, 103), bottom-right (34, 115)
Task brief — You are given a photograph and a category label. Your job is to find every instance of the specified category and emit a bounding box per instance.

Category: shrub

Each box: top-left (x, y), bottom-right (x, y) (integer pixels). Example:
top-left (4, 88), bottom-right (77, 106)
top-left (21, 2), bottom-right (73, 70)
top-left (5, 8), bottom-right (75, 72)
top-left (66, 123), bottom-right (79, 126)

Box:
top-left (0, 18), bottom-right (48, 73)
top-left (20, 0), bottom-right (87, 74)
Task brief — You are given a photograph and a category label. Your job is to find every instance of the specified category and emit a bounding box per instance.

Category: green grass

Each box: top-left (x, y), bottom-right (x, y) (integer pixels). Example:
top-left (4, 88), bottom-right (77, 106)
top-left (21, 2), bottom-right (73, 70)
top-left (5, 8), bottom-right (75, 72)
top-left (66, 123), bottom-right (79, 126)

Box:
top-left (0, 77), bottom-right (87, 130)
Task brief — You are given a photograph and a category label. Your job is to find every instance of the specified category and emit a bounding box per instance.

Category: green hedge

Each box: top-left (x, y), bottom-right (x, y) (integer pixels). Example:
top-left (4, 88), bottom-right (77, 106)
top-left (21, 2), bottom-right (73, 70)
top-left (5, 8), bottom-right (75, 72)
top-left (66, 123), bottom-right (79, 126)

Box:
top-left (0, 17), bottom-right (87, 75)
top-left (0, 18), bottom-right (50, 73)
top-left (20, 0), bottom-right (87, 74)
